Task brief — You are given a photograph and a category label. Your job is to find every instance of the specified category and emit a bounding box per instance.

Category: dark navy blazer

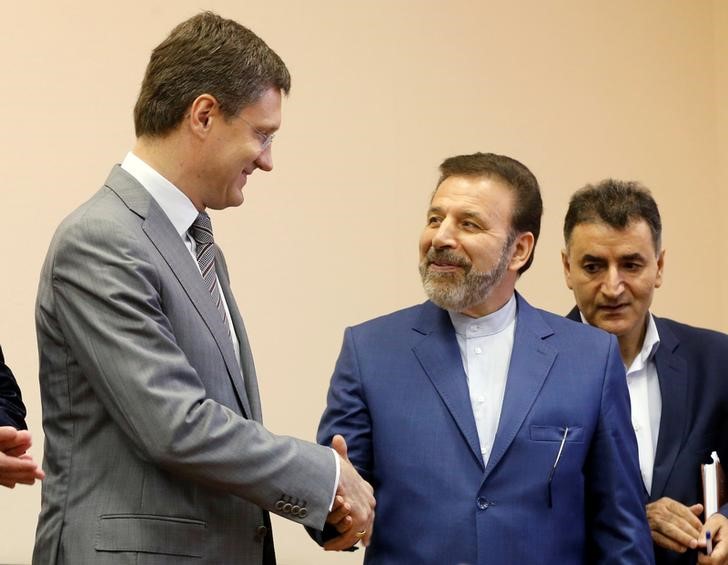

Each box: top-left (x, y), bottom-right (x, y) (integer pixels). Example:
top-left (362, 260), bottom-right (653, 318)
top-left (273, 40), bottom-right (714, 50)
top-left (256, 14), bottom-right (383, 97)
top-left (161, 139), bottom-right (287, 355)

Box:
top-left (567, 307), bottom-right (728, 565)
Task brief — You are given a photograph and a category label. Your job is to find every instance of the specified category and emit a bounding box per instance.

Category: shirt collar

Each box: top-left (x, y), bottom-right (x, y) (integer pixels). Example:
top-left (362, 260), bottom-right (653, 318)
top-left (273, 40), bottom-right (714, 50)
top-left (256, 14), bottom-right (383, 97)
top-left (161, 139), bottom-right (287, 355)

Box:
top-left (635, 313), bottom-right (661, 368)
top-left (120, 151), bottom-right (200, 237)
top-left (449, 293), bottom-right (517, 338)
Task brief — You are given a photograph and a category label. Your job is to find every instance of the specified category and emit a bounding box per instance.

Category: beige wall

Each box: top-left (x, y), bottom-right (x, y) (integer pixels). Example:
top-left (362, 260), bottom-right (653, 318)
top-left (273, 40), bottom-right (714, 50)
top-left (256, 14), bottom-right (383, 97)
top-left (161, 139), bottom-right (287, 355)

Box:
top-left (717, 1), bottom-right (728, 323)
top-left (1, 1), bottom-right (725, 563)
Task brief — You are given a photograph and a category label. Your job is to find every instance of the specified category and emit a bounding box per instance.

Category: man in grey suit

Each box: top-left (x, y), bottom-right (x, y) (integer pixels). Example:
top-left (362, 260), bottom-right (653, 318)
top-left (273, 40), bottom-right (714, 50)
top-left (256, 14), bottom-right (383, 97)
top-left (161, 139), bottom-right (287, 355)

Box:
top-left (33, 12), bottom-right (373, 564)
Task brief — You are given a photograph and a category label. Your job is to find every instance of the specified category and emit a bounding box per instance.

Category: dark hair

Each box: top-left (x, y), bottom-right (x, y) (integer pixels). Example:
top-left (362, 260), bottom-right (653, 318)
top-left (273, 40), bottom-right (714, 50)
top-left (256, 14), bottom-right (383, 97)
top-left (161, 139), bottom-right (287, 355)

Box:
top-left (563, 179), bottom-right (662, 251)
top-left (134, 11), bottom-right (291, 137)
top-left (437, 152), bottom-right (542, 274)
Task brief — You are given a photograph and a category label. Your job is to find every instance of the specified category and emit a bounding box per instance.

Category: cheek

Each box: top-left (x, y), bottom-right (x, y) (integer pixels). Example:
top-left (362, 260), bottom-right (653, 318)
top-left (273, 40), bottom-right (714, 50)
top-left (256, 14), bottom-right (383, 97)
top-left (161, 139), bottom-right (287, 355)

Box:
top-left (574, 284), bottom-right (598, 307)
top-left (632, 283), bottom-right (656, 304)
top-left (419, 233), bottom-right (432, 256)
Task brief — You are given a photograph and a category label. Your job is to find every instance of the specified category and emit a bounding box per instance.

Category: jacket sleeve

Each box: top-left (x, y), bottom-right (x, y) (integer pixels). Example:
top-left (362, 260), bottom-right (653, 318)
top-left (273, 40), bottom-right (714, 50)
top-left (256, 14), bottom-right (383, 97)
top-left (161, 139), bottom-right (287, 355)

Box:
top-left (585, 335), bottom-right (655, 564)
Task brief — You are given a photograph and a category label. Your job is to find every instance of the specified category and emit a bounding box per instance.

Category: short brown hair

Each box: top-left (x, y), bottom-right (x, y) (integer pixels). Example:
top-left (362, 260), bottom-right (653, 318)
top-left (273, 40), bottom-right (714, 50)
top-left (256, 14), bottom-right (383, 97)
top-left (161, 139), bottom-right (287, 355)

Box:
top-left (437, 152), bottom-right (543, 274)
top-left (134, 11), bottom-right (291, 137)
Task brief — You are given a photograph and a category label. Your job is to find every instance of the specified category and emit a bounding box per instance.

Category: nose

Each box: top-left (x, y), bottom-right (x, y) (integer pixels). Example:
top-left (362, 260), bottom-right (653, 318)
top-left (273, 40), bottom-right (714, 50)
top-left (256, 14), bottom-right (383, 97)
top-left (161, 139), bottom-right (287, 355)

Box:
top-left (254, 146), bottom-right (273, 172)
top-left (601, 266), bottom-right (624, 298)
top-left (431, 219), bottom-right (457, 249)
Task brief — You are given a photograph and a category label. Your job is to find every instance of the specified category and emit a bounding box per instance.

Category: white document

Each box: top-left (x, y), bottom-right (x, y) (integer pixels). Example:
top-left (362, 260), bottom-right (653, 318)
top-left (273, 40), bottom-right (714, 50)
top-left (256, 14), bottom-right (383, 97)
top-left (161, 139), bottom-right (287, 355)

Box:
top-left (703, 451), bottom-right (721, 517)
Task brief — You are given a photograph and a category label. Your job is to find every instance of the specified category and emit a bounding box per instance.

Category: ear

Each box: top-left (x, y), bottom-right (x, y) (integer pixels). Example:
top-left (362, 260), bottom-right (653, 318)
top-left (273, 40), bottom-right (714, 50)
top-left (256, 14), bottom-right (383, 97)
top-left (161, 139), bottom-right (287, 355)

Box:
top-left (187, 94), bottom-right (218, 138)
top-left (561, 249), bottom-right (574, 290)
top-left (508, 232), bottom-right (535, 273)
top-left (654, 248), bottom-right (665, 289)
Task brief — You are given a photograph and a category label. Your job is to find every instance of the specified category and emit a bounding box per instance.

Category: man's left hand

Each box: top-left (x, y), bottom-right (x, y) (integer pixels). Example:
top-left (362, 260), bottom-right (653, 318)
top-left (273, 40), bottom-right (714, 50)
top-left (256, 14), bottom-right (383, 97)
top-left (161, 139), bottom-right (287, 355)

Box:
top-left (698, 512), bottom-right (728, 564)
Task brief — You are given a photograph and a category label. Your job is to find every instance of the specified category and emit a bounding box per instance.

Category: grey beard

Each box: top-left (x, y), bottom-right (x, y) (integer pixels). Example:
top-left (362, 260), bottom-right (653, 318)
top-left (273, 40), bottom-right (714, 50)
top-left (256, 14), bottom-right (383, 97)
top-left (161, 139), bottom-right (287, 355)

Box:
top-left (419, 236), bottom-right (514, 313)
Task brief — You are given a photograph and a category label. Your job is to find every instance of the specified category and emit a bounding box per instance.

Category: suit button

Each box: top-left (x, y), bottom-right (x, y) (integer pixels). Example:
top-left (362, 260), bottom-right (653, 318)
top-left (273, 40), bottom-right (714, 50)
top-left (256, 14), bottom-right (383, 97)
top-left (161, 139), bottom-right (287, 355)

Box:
top-left (275, 500), bottom-right (285, 510)
top-left (291, 505), bottom-right (301, 516)
top-left (282, 503), bottom-right (293, 513)
top-left (299, 508), bottom-right (308, 518)
top-left (476, 497), bottom-right (490, 510)
top-left (254, 525), bottom-right (268, 542)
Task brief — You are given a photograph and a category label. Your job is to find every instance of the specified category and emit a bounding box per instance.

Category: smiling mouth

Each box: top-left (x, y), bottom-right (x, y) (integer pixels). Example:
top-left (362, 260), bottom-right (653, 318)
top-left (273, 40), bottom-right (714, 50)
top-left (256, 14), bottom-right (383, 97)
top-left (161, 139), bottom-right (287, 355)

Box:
top-left (429, 261), bottom-right (463, 271)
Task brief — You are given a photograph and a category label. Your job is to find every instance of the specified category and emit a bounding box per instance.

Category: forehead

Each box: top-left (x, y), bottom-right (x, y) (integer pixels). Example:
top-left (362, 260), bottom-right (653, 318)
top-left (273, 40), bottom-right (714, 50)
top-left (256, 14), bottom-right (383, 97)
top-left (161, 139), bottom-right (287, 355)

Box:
top-left (238, 87), bottom-right (282, 128)
top-left (567, 219), bottom-right (657, 257)
top-left (430, 175), bottom-right (515, 217)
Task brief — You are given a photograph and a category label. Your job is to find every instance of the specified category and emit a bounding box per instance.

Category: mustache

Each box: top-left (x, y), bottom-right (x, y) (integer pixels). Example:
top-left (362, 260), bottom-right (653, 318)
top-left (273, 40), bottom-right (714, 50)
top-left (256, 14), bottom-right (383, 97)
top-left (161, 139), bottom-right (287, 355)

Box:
top-left (425, 248), bottom-right (470, 269)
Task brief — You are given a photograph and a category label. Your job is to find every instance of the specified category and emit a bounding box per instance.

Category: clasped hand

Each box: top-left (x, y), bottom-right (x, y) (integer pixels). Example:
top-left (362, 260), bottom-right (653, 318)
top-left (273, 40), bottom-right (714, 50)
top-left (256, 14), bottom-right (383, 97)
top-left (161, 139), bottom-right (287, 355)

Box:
top-left (648, 497), bottom-right (728, 564)
top-left (323, 434), bottom-right (375, 551)
top-left (0, 426), bottom-right (44, 488)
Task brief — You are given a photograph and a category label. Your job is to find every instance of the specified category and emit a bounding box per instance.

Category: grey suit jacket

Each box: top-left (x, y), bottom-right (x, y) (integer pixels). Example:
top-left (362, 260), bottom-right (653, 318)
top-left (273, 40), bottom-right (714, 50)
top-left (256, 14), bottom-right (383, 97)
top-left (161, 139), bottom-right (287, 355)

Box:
top-left (33, 166), bottom-right (336, 565)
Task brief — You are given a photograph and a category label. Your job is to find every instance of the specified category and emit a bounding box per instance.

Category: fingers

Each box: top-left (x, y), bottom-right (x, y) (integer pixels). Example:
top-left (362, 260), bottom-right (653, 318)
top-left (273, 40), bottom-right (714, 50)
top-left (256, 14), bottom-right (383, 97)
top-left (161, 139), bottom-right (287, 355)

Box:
top-left (326, 495), bottom-right (353, 533)
top-left (325, 455), bottom-right (375, 551)
top-left (331, 434), bottom-right (348, 461)
top-left (0, 452), bottom-right (44, 488)
top-left (324, 527), bottom-right (369, 551)
top-left (0, 429), bottom-right (32, 456)
top-left (0, 426), bottom-right (21, 451)
top-left (0, 426), bottom-right (18, 441)
top-left (651, 530), bottom-right (691, 553)
top-left (647, 497), bottom-right (702, 552)
top-left (696, 513), bottom-right (728, 563)
top-left (362, 512), bottom-right (374, 545)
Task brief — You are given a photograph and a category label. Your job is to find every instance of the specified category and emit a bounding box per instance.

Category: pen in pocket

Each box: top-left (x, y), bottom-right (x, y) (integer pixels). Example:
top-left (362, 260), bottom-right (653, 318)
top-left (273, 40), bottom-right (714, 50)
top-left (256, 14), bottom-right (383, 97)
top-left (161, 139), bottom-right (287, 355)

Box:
top-left (547, 426), bottom-right (569, 508)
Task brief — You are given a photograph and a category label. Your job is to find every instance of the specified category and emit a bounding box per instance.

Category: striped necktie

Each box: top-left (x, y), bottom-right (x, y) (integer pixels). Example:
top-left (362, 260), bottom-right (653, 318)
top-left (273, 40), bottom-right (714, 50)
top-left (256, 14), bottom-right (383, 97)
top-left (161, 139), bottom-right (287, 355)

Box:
top-left (189, 212), bottom-right (229, 331)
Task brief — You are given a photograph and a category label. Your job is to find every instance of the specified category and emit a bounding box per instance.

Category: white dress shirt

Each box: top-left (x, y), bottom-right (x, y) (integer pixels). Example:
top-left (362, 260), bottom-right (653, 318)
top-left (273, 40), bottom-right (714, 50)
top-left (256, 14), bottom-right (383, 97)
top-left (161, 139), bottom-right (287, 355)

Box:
top-left (581, 311), bottom-right (661, 493)
top-left (449, 294), bottom-right (517, 466)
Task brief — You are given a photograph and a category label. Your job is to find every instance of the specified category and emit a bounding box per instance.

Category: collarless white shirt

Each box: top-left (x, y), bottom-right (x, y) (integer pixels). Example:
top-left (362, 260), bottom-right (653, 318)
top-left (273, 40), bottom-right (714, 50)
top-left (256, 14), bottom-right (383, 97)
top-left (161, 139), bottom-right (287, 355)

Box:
top-left (581, 310), bottom-right (661, 493)
top-left (120, 152), bottom-right (241, 361)
top-left (449, 294), bottom-right (517, 466)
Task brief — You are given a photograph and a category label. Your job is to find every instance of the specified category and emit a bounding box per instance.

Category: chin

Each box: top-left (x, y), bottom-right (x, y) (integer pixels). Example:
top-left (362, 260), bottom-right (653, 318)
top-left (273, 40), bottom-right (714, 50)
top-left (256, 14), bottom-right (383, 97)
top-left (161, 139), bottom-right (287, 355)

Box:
top-left (597, 318), bottom-right (631, 336)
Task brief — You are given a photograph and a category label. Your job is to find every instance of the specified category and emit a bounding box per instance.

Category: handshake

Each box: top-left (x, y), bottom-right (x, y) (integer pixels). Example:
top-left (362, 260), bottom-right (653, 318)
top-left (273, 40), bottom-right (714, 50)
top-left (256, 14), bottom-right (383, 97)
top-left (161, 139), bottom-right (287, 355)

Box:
top-left (323, 434), bottom-right (376, 551)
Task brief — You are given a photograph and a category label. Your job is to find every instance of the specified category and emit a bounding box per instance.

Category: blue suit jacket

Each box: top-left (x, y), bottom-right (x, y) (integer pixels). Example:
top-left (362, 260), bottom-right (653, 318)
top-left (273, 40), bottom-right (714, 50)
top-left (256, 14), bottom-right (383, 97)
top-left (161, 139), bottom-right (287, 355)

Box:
top-left (319, 295), bottom-right (654, 564)
top-left (567, 308), bottom-right (728, 565)
top-left (0, 345), bottom-right (27, 429)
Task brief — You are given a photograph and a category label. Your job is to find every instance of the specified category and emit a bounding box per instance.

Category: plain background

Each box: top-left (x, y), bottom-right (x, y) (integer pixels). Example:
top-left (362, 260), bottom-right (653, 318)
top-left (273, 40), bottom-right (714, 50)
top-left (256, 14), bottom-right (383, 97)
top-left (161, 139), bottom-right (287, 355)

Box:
top-left (1, 1), bottom-right (726, 563)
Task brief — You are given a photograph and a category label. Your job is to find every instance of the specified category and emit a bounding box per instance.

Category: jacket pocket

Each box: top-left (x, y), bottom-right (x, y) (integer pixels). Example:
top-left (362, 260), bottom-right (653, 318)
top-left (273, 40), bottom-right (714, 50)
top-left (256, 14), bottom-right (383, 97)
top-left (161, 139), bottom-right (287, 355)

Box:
top-left (530, 425), bottom-right (584, 443)
top-left (95, 514), bottom-right (207, 557)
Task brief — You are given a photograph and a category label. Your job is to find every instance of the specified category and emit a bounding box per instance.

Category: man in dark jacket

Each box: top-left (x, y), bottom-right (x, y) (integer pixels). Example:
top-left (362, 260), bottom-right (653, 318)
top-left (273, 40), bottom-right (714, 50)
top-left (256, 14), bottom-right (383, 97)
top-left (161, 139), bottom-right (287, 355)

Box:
top-left (562, 179), bottom-right (728, 565)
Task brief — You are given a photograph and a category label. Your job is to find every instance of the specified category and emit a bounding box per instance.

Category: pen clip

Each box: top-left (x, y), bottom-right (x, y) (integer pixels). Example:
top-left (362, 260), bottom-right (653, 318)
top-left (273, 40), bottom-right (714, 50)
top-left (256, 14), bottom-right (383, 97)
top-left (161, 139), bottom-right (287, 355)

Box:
top-left (547, 426), bottom-right (569, 508)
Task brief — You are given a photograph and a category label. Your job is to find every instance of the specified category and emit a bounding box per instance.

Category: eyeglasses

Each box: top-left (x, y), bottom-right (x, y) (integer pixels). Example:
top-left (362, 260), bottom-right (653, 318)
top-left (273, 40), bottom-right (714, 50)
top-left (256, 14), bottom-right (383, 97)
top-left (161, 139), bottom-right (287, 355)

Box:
top-left (238, 115), bottom-right (275, 151)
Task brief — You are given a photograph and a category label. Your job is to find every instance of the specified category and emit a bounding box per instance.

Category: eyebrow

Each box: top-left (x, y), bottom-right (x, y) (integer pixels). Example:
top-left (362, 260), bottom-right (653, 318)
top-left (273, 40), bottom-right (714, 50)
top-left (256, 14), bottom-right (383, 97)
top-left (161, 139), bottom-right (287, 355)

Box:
top-left (427, 206), bottom-right (485, 223)
top-left (581, 253), bottom-right (646, 262)
top-left (580, 254), bottom-right (605, 262)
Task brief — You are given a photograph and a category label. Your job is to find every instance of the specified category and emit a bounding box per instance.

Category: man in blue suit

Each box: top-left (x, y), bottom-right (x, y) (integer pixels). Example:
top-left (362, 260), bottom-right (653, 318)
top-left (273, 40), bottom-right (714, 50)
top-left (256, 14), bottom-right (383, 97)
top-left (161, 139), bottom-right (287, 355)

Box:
top-left (562, 179), bottom-right (728, 565)
top-left (318, 153), bottom-right (654, 564)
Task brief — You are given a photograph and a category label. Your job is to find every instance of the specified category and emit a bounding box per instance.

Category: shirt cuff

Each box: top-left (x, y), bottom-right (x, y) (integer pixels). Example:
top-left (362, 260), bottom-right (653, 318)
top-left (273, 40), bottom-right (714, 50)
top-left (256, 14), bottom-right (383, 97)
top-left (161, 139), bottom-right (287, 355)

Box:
top-left (328, 448), bottom-right (341, 511)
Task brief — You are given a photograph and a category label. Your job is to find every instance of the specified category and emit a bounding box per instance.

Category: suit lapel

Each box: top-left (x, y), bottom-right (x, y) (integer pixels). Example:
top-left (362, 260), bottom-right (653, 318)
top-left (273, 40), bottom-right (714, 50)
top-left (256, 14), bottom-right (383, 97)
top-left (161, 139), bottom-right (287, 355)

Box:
top-left (412, 302), bottom-right (484, 469)
top-left (105, 166), bottom-right (253, 419)
top-left (484, 295), bottom-right (556, 481)
top-left (650, 318), bottom-right (688, 500)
